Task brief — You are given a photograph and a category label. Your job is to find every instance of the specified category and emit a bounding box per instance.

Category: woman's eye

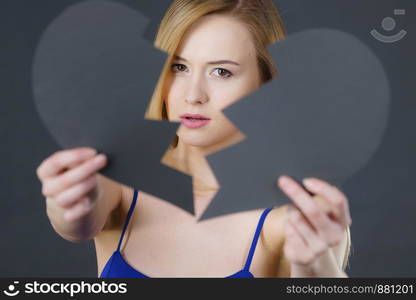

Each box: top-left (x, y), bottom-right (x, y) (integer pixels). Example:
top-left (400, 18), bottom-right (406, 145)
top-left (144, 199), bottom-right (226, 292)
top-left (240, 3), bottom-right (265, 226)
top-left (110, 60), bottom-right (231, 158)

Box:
top-left (171, 64), bottom-right (232, 78)
top-left (213, 68), bottom-right (233, 79)
top-left (171, 64), bottom-right (187, 73)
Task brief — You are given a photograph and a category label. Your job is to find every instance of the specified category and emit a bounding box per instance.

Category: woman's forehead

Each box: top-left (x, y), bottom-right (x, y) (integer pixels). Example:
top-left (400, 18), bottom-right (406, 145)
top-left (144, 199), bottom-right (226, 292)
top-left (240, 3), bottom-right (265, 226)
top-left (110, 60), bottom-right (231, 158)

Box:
top-left (175, 14), bottom-right (256, 63)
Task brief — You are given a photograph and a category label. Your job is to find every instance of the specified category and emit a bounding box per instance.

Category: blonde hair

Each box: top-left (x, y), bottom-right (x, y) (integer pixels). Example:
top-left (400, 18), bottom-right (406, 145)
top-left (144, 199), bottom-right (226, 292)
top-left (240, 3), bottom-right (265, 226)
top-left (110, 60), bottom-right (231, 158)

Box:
top-left (342, 226), bottom-right (352, 272)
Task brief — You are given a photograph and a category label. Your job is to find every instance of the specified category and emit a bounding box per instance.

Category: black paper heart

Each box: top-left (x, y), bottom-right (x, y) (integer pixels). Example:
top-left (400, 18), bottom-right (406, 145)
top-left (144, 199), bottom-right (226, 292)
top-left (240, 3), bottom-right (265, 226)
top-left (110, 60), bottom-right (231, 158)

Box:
top-left (32, 0), bottom-right (193, 213)
top-left (203, 28), bottom-right (390, 220)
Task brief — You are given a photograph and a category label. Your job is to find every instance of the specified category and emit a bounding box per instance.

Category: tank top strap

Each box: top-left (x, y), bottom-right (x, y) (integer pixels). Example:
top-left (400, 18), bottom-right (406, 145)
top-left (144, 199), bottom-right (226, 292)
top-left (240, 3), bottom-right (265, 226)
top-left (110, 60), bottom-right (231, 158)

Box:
top-left (116, 189), bottom-right (139, 252)
top-left (243, 207), bottom-right (274, 271)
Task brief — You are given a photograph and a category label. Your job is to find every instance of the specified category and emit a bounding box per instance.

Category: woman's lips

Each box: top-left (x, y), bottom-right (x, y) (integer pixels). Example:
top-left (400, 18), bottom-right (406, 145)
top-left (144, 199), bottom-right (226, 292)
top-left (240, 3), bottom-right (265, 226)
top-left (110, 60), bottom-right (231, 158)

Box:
top-left (180, 114), bottom-right (211, 129)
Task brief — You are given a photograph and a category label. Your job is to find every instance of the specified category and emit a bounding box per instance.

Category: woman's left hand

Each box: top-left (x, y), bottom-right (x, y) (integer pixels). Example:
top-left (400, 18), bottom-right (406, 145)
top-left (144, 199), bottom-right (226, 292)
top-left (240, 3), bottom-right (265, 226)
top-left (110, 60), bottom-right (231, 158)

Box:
top-left (277, 175), bottom-right (352, 277)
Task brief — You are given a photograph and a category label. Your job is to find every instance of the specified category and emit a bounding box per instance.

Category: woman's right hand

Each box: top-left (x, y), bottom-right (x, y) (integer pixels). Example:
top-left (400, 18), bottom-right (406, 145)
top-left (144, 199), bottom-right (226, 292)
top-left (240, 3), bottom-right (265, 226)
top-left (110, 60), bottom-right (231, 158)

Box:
top-left (36, 147), bottom-right (108, 222)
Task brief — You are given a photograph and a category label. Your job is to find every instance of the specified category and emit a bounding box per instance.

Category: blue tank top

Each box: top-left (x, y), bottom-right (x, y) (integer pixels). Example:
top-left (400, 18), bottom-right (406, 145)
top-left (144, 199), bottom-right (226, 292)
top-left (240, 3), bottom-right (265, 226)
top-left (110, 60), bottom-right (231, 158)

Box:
top-left (100, 189), bottom-right (273, 278)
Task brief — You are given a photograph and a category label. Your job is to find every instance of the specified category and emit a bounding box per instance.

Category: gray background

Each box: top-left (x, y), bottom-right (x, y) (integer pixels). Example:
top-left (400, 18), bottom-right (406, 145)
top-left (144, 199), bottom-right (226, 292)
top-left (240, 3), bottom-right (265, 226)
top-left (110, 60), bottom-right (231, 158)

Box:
top-left (0, 0), bottom-right (415, 277)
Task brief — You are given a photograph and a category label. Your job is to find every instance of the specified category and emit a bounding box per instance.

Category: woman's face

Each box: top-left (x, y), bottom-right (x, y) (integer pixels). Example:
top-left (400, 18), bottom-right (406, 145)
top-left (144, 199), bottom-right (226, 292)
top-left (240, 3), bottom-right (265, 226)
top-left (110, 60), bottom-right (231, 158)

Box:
top-left (164, 14), bottom-right (262, 151)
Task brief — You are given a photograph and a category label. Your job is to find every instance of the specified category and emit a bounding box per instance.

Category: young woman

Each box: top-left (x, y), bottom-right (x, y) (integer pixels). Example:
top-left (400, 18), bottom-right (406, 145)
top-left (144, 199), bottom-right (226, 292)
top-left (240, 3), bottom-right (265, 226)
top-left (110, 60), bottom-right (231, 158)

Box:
top-left (37, 0), bottom-right (352, 278)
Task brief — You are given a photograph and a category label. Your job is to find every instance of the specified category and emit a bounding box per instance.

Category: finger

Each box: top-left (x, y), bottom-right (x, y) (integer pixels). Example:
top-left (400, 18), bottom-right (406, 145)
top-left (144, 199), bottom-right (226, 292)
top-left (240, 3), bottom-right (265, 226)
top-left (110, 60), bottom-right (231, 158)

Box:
top-left (54, 175), bottom-right (97, 208)
top-left (42, 154), bottom-right (106, 197)
top-left (287, 205), bottom-right (310, 244)
top-left (63, 197), bottom-right (93, 222)
top-left (284, 221), bottom-right (312, 266)
top-left (279, 175), bottom-right (343, 246)
top-left (279, 175), bottom-right (327, 229)
top-left (289, 208), bottom-right (328, 257)
top-left (37, 148), bottom-right (97, 180)
top-left (303, 177), bottom-right (352, 226)
top-left (312, 195), bottom-right (332, 215)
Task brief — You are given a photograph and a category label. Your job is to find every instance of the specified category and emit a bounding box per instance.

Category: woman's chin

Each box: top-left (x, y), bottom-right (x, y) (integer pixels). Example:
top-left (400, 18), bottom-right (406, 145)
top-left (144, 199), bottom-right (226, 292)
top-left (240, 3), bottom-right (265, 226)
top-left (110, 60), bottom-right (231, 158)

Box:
top-left (177, 127), bottom-right (238, 151)
top-left (179, 136), bottom-right (217, 149)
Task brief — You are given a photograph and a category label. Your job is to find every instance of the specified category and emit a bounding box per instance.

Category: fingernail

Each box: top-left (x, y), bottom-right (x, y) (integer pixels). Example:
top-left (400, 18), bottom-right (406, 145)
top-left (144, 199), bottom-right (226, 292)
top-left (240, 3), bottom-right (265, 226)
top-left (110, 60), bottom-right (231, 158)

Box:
top-left (94, 154), bottom-right (106, 163)
top-left (279, 175), bottom-right (290, 186)
top-left (84, 148), bottom-right (97, 156)
top-left (302, 177), bottom-right (316, 187)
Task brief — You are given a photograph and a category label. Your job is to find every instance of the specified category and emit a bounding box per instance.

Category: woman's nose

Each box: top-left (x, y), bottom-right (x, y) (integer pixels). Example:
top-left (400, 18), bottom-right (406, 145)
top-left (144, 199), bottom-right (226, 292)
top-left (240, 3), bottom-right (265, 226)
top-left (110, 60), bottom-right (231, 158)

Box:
top-left (185, 94), bottom-right (208, 105)
top-left (185, 75), bottom-right (208, 105)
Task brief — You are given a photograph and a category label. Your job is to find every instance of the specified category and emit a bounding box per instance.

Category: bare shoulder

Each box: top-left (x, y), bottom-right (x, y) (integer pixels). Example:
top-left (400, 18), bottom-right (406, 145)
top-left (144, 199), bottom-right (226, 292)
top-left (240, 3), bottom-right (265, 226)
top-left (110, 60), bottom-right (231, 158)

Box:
top-left (103, 184), bottom-right (135, 231)
top-left (120, 184), bottom-right (135, 211)
top-left (260, 204), bottom-right (291, 277)
top-left (93, 184), bottom-right (136, 275)
top-left (262, 204), bottom-right (290, 255)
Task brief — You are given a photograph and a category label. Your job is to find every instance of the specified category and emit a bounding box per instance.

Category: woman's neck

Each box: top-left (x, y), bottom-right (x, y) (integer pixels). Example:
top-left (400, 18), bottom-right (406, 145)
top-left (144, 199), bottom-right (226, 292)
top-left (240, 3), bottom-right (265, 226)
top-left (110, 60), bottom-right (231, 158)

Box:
top-left (172, 139), bottom-right (220, 193)
top-left (162, 132), bottom-right (245, 218)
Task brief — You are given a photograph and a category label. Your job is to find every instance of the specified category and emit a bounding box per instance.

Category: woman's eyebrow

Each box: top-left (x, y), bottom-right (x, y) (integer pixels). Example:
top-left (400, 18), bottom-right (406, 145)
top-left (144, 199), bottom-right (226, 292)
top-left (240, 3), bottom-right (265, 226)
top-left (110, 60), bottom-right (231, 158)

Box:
top-left (174, 55), bottom-right (240, 66)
